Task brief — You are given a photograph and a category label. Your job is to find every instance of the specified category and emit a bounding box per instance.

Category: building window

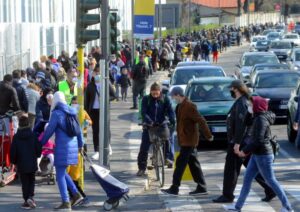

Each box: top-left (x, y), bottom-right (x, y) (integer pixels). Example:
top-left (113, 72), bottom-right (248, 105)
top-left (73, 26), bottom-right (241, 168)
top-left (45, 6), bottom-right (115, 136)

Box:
top-left (28, 0), bottom-right (32, 22)
top-left (21, 0), bottom-right (26, 22)
top-left (46, 27), bottom-right (54, 56)
top-left (3, 0), bottom-right (8, 22)
top-left (59, 26), bottom-right (65, 53)
top-left (40, 26), bottom-right (43, 55)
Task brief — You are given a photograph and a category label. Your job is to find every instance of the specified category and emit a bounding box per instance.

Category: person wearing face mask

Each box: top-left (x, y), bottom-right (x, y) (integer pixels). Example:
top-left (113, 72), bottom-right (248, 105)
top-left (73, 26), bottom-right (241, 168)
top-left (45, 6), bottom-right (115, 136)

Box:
top-left (35, 88), bottom-right (54, 124)
top-left (84, 66), bottom-right (101, 160)
top-left (161, 87), bottom-right (213, 196)
top-left (136, 82), bottom-right (175, 176)
top-left (214, 80), bottom-right (269, 204)
top-left (0, 74), bottom-right (20, 115)
top-left (224, 96), bottom-right (293, 212)
top-left (58, 68), bottom-right (78, 105)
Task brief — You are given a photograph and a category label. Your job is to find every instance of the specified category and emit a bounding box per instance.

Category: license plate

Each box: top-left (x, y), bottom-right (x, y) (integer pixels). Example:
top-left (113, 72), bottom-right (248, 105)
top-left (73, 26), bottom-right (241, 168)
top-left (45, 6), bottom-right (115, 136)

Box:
top-left (211, 126), bottom-right (227, 133)
top-left (279, 105), bottom-right (288, 109)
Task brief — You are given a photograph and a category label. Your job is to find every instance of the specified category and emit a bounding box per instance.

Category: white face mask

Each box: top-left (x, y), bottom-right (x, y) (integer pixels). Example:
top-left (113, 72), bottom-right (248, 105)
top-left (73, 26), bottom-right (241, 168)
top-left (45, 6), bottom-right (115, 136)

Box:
top-left (248, 106), bottom-right (253, 114)
top-left (71, 104), bottom-right (79, 112)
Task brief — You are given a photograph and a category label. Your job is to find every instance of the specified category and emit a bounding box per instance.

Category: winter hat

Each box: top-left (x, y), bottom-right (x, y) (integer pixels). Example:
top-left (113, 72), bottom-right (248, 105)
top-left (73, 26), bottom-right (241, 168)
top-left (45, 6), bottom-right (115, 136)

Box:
top-left (252, 96), bottom-right (268, 114)
top-left (51, 91), bottom-right (67, 111)
top-left (36, 71), bottom-right (45, 79)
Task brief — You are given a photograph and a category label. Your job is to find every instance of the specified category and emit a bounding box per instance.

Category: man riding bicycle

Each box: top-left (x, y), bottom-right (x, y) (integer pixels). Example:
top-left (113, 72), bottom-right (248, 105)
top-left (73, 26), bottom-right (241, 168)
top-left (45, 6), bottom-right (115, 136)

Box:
top-left (137, 82), bottom-right (175, 177)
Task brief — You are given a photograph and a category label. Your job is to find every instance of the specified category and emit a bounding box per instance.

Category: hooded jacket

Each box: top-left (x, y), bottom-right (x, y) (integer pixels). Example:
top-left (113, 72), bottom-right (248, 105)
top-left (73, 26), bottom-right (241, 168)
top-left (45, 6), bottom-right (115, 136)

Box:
top-left (41, 102), bottom-right (84, 166)
top-left (242, 96), bottom-right (274, 155)
top-left (13, 79), bottom-right (28, 112)
top-left (10, 127), bottom-right (42, 173)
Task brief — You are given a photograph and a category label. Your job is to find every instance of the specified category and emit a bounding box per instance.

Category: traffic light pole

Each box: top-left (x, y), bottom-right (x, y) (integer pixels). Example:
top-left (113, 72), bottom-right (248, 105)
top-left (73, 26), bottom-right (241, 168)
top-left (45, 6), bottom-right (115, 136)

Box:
top-left (100, 0), bottom-right (110, 168)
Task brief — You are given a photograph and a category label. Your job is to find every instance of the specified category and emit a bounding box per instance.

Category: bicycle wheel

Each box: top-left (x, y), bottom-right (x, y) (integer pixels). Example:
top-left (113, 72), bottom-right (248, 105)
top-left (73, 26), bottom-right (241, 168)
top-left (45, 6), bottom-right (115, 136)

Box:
top-left (155, 144), bottom-right (165, 188)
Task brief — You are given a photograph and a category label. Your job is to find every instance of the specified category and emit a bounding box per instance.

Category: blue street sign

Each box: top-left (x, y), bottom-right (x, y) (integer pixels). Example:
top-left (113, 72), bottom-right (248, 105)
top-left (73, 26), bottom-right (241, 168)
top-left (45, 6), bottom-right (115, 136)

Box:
top-left (134, 15), bottom-right (154, 39)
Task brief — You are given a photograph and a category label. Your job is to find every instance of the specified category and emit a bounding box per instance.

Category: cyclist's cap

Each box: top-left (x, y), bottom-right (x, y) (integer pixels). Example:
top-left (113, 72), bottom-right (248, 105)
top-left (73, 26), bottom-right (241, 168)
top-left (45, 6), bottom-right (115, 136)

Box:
top-left (228, 80), bottom-right (244, 89)
top-left (170, 87), bottom-right (184, 97)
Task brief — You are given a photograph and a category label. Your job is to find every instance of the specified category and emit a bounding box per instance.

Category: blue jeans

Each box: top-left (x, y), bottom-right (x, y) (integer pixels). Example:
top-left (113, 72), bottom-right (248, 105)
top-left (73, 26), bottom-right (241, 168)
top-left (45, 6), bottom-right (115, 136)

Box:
top-left (165, 128), bottom-right (175, 161)
top-left (56, 165), bottom-right (79, 202)
top-left (295, 128), bottom-right (300, 149)
top-left (235, 154), bottom-right (292, 210)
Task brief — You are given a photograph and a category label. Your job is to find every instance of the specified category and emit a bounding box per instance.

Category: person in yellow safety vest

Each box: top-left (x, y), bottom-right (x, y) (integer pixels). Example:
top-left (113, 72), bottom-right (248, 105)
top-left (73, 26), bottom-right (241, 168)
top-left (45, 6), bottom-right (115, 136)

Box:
top-left (58, 68), bottom-right (78, 105)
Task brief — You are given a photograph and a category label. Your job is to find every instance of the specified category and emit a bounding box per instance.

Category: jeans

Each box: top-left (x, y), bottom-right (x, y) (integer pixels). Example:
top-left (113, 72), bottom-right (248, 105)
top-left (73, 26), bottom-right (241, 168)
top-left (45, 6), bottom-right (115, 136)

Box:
top-left (20, 172), bottom-right (35, 201)
top-left (172, 147), bottom-right (207, 191)
top-left (90, 109), bottom-right (99, 152)
top-left (56, 165), bottom-right (79, 202)
top-left (132, 81), bottom-right (146, 108)
top-left (121, 87), bottom-right (128, 100)
top-left (235, 154), bottom-right (292, 210)
top-left (165, 128), bottom-right (175, 161)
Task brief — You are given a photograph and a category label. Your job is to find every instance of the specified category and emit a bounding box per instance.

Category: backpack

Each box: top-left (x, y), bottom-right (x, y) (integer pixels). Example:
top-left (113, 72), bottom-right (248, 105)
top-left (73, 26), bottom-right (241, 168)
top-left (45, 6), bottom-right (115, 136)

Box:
top-left (65, 113), bottom-right (81, 137)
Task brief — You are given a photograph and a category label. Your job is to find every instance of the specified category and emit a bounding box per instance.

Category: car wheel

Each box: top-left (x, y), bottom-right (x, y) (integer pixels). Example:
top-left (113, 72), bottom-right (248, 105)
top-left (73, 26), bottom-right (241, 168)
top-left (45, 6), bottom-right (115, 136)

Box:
top-left (287, 114), bottom-right (297, 143)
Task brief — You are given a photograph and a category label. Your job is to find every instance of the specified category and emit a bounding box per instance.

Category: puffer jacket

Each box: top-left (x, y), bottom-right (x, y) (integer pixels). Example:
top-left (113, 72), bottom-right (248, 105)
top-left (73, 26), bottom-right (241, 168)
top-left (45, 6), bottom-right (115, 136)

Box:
top-left (41, 102), bottom-right (84, 166)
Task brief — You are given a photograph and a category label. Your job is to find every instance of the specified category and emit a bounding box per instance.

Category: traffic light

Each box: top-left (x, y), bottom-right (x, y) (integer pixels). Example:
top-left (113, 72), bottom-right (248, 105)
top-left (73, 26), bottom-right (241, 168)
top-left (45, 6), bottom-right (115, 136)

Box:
top-left (109, 11), bottom-right (121, 54)
top-left (76, 0), bottom-right (101, 46)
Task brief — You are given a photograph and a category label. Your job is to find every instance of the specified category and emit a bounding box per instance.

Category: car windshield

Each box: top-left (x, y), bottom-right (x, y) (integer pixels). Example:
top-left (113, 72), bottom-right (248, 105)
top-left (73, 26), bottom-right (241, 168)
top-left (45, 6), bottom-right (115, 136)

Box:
top-left (295, 52), bottom-right (300, 61)
top-left (270, 42), bottom-right (292, 49)
top-left (187, 82), bottom-right (234, 102)
top-left (255, 65), bottom-right (288, 71)
top-left (172, 68), bottom-right (225, 85)
top-left (256, 41), bottom-right (269, 46)
top-left (255, 73), bottom-right (299, 88)
top-left (268, 33), bottom-right (280, 38)
top-left (242, 55), bottom-right (278, 66)
top-left (284, 35), bottom-right (298, 39)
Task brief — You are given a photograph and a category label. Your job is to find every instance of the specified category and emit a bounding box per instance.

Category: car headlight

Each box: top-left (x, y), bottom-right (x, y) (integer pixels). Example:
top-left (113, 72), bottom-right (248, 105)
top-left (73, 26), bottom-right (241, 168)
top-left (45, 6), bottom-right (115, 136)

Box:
top-left (269, 51), bottom-right (274, 53)
top-left (295, 66), bottom-right (300, 70)
top-left (287, 50), bottom-right (292, 55)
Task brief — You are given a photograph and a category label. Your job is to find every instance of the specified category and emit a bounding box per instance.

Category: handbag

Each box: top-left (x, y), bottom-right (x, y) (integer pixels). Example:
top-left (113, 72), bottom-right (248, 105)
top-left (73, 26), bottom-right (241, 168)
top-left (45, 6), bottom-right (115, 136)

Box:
top-left (270, 135), bottom-right (280, 157)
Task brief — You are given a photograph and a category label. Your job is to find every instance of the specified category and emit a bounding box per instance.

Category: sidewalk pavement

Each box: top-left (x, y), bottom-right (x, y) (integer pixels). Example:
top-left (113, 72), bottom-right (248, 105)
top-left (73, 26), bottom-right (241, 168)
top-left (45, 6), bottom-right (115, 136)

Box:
top-left (0, 70), bottom-right (169, 212)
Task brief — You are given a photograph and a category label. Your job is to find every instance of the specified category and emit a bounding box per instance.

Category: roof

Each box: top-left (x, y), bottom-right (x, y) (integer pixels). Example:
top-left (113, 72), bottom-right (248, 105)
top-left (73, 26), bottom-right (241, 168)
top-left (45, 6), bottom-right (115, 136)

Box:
top-left (175, 65), bottom-right (223, 70)
top-left (254, 63), bottom-right (289, 67)
top-left (191, 0), bottom-right (242, 8)
top-left (256, 70), bottom-right (300, 75)
top-left (243, 51), bottom-right (276, 56)
top-left (189, 77), bottom-right (234, 84)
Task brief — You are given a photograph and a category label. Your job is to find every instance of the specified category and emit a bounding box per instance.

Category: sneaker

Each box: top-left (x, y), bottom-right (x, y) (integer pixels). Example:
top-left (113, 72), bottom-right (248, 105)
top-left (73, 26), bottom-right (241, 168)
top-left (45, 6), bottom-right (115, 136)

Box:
top-left (78, 197), bottom-right (90, 207)
top-left (136, 170), bottom-right (146, 177)
top-left (27, 198), bottom-right (36, 209)
top-left (165, 159), bottom-right (173, 169)
top-left (91, 152), bottom-right (99, 160)
top-left (71, 193), bottom-right (83, 206)
top-left (54, 202), bottom-right (71, 211)
top-left (213, 195), bottom-right (234, 203)
top-left (280, 207), bottom-right (294, 212)
top-left (21, 202), bottom-right (31, 210)
top-left (189, 187), bottom-right (208, 196)
top-left (130, 106), bottom-right (138, 110)
top-left (223, 204), bottom-right (241, 212)
top-left (161, 186), bottom-right (179, 196)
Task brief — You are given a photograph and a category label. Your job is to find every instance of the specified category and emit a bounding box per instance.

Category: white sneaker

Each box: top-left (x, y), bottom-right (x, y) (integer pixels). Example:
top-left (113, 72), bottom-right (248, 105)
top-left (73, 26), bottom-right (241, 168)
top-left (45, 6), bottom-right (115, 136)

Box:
top-left (280, 207), bottom-right (294, 212)
top-left (223, 204), bottom-right (241, 212)
top-left (91, 152), bottom-right (99, 160)
top-left (109, 145), bottom-right (113, 156)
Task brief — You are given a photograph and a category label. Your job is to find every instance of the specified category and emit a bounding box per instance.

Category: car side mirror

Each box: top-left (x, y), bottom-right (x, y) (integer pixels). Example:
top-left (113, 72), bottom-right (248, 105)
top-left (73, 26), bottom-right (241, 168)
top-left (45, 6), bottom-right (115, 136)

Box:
top-left (294, 96), bottom-right (299, 102)
top-left (162, 79), bottom-right (170, 88)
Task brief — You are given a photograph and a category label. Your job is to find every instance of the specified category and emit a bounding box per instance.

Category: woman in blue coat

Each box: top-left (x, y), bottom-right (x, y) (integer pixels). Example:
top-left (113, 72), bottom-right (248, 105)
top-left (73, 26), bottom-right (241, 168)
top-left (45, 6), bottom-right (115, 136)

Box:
top-left (41, 91), bottom-right (84, 210)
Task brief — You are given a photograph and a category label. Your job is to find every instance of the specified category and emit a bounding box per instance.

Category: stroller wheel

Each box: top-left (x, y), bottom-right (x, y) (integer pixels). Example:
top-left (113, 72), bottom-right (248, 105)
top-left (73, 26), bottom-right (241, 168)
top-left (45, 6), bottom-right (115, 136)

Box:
top-left (103, 201), bottom-right (113, 211)
top-left (112, 200), bottom-right (119, 209)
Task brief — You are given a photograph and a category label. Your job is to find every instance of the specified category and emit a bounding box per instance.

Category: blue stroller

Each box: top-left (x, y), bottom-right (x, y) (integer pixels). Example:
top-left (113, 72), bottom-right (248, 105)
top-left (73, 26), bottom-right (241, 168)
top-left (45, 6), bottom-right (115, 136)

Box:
top-left (85, 155), bottom-right (130, 211)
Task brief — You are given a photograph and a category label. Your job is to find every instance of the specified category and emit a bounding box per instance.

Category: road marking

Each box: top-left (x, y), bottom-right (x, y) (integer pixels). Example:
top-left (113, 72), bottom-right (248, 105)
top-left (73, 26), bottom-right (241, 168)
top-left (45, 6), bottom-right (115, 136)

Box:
top-left (160, 185), bottom-right (204, 212)
top-left (219, 184), bottom-right (276, 212)
top-left (279, 148), bottom-right (298, 163)
top-left (283, 185), bottom-right (300, 202)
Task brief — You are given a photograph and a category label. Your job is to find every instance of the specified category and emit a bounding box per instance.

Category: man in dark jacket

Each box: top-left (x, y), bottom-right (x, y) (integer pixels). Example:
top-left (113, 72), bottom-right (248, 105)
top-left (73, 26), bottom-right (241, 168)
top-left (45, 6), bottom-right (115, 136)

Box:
top-left (161, 87), bottom-right (213, 195)
top-left (12, 70), bottom-right (28, 112)
top-left (10, 115), bottom-right (42, 209)
top-left (213, 80), bottom-right (275, 203)
top-left (0, 74), bottom-right (20, 115)
top-left (136, 83), bottom-right (175, 176)
top-left (130, 53), bottom-right (149, 109)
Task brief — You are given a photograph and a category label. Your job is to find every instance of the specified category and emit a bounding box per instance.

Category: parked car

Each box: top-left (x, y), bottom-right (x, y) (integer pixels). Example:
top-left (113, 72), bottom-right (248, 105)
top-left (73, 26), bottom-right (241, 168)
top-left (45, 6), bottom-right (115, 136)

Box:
top-left (245, 63), bottom-right (290, 82)
top-left (185, 77), bottom-right (235, 142)
top-left (262, 29), bottom-right (275, 36)
top-left (282, 33), bottom-right (300, 46)
top-left (267, 32), bottom-right (281, 41)
top-left (288, 48), bottom-right (300, 71)
top-left (248, 70), bottom-right (300, 122)
top-left (163, 65), bottom-right (226, 93)
top-left (294, 24), bottom-right (300, 35)
top-left (235, 52), bottom-right (279, 81)
top-left (255, 40), bottom-right (271, 51)
top-left (269, 41), bottom-right (293, 62)
top-left (250, 36), bottom-right (267, 51)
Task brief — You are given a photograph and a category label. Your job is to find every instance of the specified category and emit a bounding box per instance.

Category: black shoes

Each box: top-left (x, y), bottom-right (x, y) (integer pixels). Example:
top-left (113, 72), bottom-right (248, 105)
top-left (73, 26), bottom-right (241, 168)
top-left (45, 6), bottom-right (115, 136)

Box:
top-left (189, 187), bottom-right (209, 196)
top-left (213, 195), bottom-right (234, 203)
top-left (161, 186), bottom-right (179, 196)
top-left (130, 106), bottom-right (138, 110)
top-left (261, 193), bottom-right (276, 202)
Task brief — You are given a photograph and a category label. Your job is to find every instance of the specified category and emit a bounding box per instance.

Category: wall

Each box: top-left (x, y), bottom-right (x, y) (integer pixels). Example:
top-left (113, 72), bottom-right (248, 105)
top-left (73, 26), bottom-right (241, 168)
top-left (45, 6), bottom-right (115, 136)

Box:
top-left (236, 12), bottom-right (281, 27)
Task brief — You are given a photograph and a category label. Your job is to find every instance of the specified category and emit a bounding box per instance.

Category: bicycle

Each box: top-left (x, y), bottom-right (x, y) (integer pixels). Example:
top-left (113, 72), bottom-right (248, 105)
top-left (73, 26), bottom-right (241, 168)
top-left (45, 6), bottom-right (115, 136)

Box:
top-left (144, 123), bottom-right (170, 188)
top-left (0, 111), bottom-right (19, 187)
